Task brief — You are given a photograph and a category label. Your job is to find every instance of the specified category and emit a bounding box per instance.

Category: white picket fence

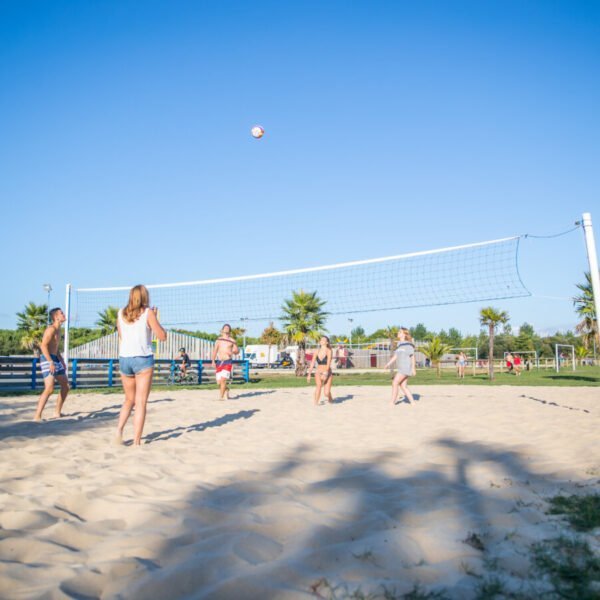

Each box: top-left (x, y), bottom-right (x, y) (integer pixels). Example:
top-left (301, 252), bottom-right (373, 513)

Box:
top-left (70, 331), bottom-right (215, 360)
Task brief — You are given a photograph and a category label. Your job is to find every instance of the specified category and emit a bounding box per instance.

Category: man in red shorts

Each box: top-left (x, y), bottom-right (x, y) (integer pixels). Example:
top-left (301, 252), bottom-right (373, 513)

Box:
top-left (211, 324), bottom-right (239, 400)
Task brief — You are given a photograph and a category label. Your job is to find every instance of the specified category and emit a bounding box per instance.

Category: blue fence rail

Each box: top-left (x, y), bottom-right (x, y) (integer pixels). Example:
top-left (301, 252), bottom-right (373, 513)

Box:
top-left (0, 357), bottom-right (250, 392)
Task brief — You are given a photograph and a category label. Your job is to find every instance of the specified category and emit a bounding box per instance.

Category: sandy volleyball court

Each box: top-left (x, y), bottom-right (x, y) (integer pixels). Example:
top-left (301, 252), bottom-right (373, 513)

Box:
top-left (0, 385), bottom-right (597, 599)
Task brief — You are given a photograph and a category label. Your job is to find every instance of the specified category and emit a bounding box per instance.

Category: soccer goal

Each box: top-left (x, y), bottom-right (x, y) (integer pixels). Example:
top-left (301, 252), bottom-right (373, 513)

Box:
top-left (555, 344), bottom-right (576, 373)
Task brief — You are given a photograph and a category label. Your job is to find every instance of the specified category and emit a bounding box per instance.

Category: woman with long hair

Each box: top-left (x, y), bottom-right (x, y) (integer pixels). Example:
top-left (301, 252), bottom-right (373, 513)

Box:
top-left (383, 328), bottom-right (416, 405)
top-left (116, 285), bottom-right (166, 445)
top-left (307, 335), bottom-right (334, 405)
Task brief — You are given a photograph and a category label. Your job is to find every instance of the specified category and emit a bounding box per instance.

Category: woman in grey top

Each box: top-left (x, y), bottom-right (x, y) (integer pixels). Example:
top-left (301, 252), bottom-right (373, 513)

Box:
top-left (383, 328), bottom-right (416, 405)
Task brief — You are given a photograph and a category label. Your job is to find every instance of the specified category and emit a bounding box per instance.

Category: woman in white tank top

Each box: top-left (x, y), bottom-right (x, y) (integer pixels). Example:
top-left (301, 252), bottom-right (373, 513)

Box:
top-left (116, 285), bottom-right (166, 446)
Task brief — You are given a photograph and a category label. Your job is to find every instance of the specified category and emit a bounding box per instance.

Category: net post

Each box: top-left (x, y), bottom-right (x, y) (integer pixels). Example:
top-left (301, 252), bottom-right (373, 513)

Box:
top-left (64, 283), bottom-right (72, 378)
top-left (581, 213), bottom-right (600, 350)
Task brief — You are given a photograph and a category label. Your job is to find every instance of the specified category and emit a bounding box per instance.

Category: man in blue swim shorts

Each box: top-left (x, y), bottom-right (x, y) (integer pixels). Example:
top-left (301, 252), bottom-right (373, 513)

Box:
top-left (34, 307), bottom-right (70, 421)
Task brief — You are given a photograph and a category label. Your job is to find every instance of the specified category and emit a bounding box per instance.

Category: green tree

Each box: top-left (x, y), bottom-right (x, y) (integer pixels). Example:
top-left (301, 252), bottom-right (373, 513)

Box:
top-left (260, 322), bottom-right (282, 345)
top-left (350, 326), bottom-right (366, 344)
top-left (575, 345), bottom-right (590, 364)
top-left (443, 327), bottom-right (463, 348)
top-left (96, 306), bottom-right (119, 334)
top-left (410, 323), bottom-right (428, 341)
top-left (421, 336), bottom-right (452, 377)
top-left (480, 307), bottom-right (509, 380)
top-left (280, 290), bottom-right (327, 376)
top-left (573, 272), bottom-right (598, 349)
top-left (16, 302), bottom-right (48, 356)
top-left (514, 322), bottom-right (536, 352)
top-left (0, 330), bottom-right (25, 355)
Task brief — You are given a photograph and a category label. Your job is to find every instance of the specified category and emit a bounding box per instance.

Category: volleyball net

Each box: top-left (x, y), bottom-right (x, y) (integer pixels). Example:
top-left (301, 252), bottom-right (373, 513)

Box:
top-left (69, 235), bottom-right (530, 329)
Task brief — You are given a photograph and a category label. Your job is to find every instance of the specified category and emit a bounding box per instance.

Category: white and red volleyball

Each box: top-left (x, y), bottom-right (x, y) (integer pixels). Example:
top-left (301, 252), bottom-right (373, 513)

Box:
top-left (251, 125), bottom-right (265, 139)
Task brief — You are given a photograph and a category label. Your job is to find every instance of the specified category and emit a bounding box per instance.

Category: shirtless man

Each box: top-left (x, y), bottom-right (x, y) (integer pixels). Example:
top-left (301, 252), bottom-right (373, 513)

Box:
top-left (211, 324), bottom-right (239, 400)
top-left (34, 307), bottom-right (70, 421)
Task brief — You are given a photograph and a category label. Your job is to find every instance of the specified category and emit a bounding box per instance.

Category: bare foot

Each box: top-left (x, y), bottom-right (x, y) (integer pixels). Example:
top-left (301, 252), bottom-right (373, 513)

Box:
top-left (114, 431), bottom-right (124, 445)
top-left (33, 415), bottom-right (43, 422)
top-left (54, 412), bottom-right (63, 419)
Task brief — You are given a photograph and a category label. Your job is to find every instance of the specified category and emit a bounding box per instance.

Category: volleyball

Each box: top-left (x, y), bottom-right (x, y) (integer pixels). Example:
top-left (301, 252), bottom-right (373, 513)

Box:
top-left (251, 125), bottom-right (265, 139)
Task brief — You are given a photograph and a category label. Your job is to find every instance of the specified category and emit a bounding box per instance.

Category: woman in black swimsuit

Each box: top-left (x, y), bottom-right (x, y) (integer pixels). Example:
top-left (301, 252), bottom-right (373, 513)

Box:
top-left (307, 336), bottom-right (334, 405)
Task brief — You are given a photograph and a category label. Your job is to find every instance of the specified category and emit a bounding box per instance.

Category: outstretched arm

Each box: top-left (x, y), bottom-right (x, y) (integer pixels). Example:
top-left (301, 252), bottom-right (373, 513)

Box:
top-left (147, 308), bottom-right (167, 341)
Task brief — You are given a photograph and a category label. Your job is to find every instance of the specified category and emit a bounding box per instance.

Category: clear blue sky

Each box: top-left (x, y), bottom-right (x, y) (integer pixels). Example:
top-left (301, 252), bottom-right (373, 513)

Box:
top-left (1, 1), bottom-right (599, 337)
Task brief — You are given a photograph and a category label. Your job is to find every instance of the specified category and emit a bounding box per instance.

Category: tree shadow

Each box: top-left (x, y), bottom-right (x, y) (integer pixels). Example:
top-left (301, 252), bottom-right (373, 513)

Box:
top-left (545, 375), bottom-right (600, 383)
top-left (102, 436), bottom-right (579, 599)
top-left (144, 409), bottom-right (260, 443)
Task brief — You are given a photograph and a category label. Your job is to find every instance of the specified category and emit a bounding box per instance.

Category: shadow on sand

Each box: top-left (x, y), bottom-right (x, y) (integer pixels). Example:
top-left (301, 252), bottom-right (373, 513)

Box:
top-left (144, 409), bottom-right (260, 443)
top-left (82, 436), bottom-right (588, 599)
top-left (0, 397), bottom-right (178, 441)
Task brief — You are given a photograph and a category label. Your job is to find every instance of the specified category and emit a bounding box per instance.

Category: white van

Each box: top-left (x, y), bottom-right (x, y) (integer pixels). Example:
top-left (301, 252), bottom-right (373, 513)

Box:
top-left (244, 344), bottom-right (279, 367)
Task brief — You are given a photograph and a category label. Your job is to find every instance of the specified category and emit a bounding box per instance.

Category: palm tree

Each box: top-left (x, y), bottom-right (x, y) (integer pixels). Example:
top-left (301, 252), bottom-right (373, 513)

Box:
top-left (382, 325), bottom-right (399, 351)
top-left (573, 272), bottom-right (598, 349)
top-left (421, 336), bottom-right (452, 377)
top-left (350, 326), bottom-right (367, 344)
top-left (281, 290), bottom-right (327, 376)
top-left (16, 302), bottom-right (48, 356)
top-left (575, 345), bottom-right (590, 366)
top-left (480, 307), bottom-right (509, 380)
top-left (96, 306), bottom-right (119, 334)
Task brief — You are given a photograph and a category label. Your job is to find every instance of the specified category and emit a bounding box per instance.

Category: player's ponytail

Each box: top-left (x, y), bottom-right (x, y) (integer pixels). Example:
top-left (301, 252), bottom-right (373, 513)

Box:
top-left (122, 285), bottom-right (150, 323)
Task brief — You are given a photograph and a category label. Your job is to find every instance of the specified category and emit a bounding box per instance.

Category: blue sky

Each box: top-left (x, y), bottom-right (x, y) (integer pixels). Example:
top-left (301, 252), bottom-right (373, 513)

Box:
top-left (1, 1), bottom-right (599, 337)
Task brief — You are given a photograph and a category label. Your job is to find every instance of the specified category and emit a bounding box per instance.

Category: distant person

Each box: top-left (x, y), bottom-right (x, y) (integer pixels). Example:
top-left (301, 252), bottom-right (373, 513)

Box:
top-left (34, 308), bottom-right (70, 421)
top-left (179, 347), bottom-right (191, 377)
top-left (115, 285), bottom-right (166, 446)
top-left (307, 336), bottom-right (334, 404)
top-left (505, 353), bottom-right (514, 373)
top-left (457, 351), bottom-right (467, 379)
top-left (383, 328), bottom-right (416, 405)
top-left (212, 324), bottom-right (239, 400)
top-left (335, 344), bottom-right (347, 369)
top-left (513, 354), bottom-right (522, 376)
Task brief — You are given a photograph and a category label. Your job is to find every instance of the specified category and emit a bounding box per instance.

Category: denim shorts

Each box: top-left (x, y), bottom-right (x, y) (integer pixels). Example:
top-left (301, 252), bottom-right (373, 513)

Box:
top-left (119, 355), bottom-right (155, 376)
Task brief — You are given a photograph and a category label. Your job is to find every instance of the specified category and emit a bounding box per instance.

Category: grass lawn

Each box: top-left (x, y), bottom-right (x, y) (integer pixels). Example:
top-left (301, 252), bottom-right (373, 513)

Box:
top-left (2, 366), bottom-right (598, 397)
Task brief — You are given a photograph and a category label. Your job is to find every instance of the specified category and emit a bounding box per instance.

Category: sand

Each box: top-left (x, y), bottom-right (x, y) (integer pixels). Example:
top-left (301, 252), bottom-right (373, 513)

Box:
top-left (0, 385), bottom-right (598, 599)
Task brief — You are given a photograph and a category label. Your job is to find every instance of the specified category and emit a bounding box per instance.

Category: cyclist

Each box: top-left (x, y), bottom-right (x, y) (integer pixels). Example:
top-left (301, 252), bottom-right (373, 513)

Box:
top-left (179, 347), bottom-right (191, 377)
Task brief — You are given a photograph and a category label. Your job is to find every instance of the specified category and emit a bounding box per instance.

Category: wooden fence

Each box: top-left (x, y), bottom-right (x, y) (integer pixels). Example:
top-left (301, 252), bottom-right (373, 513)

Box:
top-left (0, 357), bottom-right (249, 392)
